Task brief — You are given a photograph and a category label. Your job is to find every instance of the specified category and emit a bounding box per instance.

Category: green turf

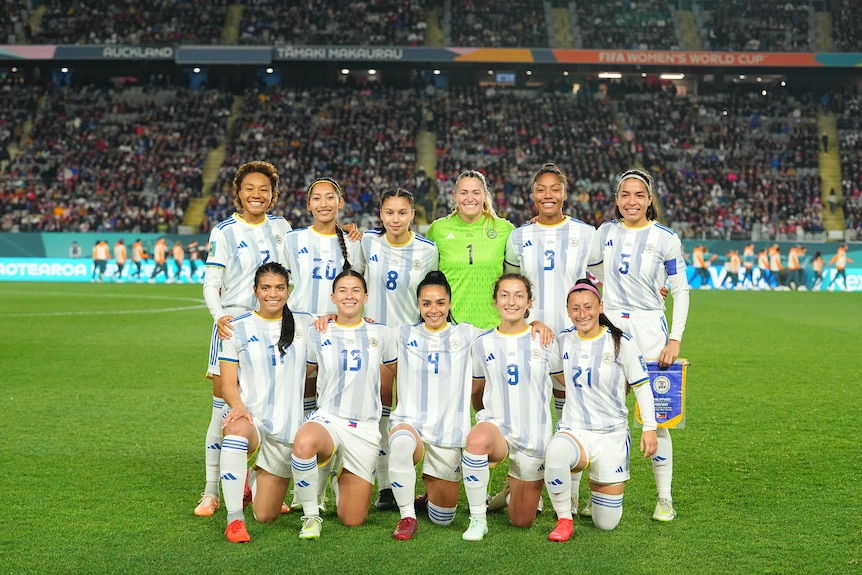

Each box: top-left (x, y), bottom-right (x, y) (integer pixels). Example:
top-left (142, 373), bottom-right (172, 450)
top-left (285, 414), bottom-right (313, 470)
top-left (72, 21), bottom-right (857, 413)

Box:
top-left (1, 284), bottom-right (860, 574)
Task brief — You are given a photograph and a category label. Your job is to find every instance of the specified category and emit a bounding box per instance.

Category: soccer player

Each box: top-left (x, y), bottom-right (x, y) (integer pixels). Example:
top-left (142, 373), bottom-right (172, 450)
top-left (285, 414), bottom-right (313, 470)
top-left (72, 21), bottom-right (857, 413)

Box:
top-left (131, 239), bottom-right (146, 282)
top-left (426, 169), bottom-right (515, 330)
top-left (169, 240), bottom-right (185, 283)
top-left (811, 250), bottom-right (824, 290)
top-left (741, 243), bottom-right (755, 288)
top-left (195, 161), bottom-right (292, 518)
top-left (461, 274), bottom-right (561, 541)
top-left (827, 243), bottom-right (854, 291)
top-left (148, 237), bottom-right (168, 283)
top-left (544, 279), bottom-right (657, 541)
top-left (588, 169), bottom-right (689, 522)
top-left (290, 270), bottom-right (397, 539)
top-left (360, 187), bottom-right (438, 511)
top-left (112, 239), bottom-right (127, 282)
top-left (217, 262), bottom-right (315, 543)
top-left (284, 177), bottom-right (365, 317)
top-left (504, 163), bottom-right (599, 336)
top-left (93, 239), bottom-right (110, 283)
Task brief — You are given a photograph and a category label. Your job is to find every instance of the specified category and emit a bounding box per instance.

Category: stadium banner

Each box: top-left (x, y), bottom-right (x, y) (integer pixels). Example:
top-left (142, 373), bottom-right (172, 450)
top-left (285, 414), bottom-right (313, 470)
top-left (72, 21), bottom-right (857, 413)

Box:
top-left (2, 45), bottom-right (862, 67)
top-left (636, 360), bottom-right (689, 429)
top-left (680, 240), bottom-right (861, 292)
top-left (0, 257), bottom-right (202, 283)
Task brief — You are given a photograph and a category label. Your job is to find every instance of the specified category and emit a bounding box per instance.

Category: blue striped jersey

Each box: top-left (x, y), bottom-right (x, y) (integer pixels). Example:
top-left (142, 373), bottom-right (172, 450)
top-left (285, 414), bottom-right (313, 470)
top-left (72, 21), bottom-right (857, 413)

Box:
top-left (551, 326), bottom-right (649, 433)
top-left (306, 320), bottom-right (397, 422)
top-left (284, 227), bottom-right (365, 315)
top-left (505, 217), bottom-right (599, 334)
top-left (361, 230), bottom-right (438, 326)
top-left (218, 311), bottom-right (313, 443)
top-left (389, 322), bottom-right (484, 448)
top-left (471, 328), bottom-right (561, 458)
top-left (205, 213), bottom-right (292, 314)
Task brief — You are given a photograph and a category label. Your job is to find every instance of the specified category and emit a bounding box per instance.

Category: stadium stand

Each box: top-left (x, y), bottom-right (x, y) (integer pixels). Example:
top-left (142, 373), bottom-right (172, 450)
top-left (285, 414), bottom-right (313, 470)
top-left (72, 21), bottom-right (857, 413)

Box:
top-left (575, 0), bottom-right (678, 50)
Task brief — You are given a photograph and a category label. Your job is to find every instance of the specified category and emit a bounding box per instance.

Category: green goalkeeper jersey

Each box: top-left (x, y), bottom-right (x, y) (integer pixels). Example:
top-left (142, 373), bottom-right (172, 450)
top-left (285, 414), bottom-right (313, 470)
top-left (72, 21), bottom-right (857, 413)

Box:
top-left (426, 213), bottom-right (515, 330)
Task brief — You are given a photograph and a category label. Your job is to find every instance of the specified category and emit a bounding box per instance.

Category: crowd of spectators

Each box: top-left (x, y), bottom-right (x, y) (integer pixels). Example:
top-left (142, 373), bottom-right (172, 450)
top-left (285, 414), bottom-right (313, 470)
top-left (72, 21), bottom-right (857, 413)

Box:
top-left (0, 74), bottom-right (41, 169)
top-left (31, 0), bottom-right (227, 45)
top-left (1, 83), bottom-right (233, 233)
top-left (620, 84), bottom-right (825, 240)
top-left (2, 2), bottom-right (31, 44)
top-left (829, 0), bottom-right (862, 52)
top-left (450, 0), bottom-right (549, 47)
top-left (703, 0), bottom-right (811, 52)
top-left (237, 0), bottom-right (430, 46)
top-left (835, 89), bottom-right (862, 239)
top-left (206, 83), bottom-right (426, 231)
top-left (576, 0), bottom-right (677, 50)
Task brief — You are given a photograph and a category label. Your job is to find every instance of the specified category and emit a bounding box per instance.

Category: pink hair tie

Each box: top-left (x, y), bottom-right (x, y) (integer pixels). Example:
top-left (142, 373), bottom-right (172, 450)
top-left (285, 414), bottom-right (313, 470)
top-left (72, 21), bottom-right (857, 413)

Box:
top-left (567, 283), bottom-right (601, 300)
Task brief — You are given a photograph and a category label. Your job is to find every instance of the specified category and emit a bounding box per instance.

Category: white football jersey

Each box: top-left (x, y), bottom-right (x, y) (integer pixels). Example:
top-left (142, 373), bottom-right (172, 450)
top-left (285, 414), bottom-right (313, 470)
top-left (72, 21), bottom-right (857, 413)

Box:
top-left (551, 326), bottom-right (650, 433)
top-left (205, 214), bottom-right (291, 314)
top-left (218, 311), bottom-right (313, 443)
top-left (306, 320), bottom-right (397, 422)
top-left (390, 322), bottom-right (484, 448)
top-left (505, 217), bottom-right (598, 334)
top-left (361, 230), bottom-right (438, 325)
top-left (471, 328), bottom-right (561, 458)
top-left (284, 227), bottom-right (365, 315)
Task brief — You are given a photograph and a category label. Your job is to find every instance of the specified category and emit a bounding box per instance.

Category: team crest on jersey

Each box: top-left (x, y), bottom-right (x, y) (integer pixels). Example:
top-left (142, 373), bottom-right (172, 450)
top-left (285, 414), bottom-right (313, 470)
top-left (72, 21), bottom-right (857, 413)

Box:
top-left (653, 375), bottom-right (671, 394)
top-left (602, 352), bottom-right (613, 364)
top-left (275, 235), bottom-right (283, 244)
top-left (450, 338), bottom-right (462, 350)
top-left (645, 243), bottom-right (656, 254)
top-left (412, 259), bottom-right (422, 270)
top-left (369, 337), bottom-right (379, 348)
top-left (294, 330), bottom-right (303, 339)
top-left (487, 229), bottom-right (498, 239)
top-left (531, 348), bottom-right (541, 360)
top-left (569, 238), bottom-right (579, 247)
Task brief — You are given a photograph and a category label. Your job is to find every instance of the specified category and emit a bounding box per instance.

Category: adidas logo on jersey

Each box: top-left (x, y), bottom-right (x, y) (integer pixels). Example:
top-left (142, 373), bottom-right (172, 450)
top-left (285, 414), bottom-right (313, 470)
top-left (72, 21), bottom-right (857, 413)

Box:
top-left (247, 335), bottom-right (260, 343)
top-left (298, 247), bottom-right (309, 254)
top-left (445, 233), bottom-right (455, 240)
top-left (321, 339), bottom-right (332, 347)
top-left (562, 352), bottom-right (569, 359)
top-left (486, 352), bottom-right (496, 361)
top-left (523, 240), bottom-right (533, 247)
top-left (369, 254), bottom-right (379, 262)
top-left (606, 239), bottom-right (613, 246)
top-left (237, 240), bottom-right (249, 249)
top-left (407, 340), bottom-right (418, 347)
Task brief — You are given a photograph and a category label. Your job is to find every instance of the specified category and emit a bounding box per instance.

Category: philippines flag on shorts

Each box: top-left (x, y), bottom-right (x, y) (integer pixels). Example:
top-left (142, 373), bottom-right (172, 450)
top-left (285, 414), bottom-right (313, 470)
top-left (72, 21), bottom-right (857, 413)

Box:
top-left (621, 312), bottom-right (630, 319)
top-left (348, 420), bottom-right (358, 428)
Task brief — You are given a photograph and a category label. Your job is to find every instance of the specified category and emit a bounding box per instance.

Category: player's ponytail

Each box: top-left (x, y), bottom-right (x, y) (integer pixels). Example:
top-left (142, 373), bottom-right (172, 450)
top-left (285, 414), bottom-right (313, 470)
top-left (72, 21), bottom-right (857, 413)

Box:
top-left (254, 262), bottom-right (295, 354)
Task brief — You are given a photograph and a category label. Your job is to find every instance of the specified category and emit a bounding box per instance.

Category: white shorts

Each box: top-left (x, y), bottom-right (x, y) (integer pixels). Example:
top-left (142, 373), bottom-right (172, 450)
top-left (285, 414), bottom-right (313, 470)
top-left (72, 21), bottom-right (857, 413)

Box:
top-left (306, 411), bottom-right (380, 484)
top-left (504, 440), bottom-right (546, 483)
top-left (419, 443), bottom-right (462, 483)
top-left (556, 426), bottom-right (631, 485)
top-left (604, 308), bottom-right (667, 359)
top-left (255, 433), bottom-right (294, 479)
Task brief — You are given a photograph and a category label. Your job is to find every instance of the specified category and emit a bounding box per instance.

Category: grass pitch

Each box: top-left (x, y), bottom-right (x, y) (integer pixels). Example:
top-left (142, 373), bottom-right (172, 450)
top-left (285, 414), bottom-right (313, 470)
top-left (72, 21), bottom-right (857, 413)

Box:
top-left (1, 283), bottom-right (860, 574)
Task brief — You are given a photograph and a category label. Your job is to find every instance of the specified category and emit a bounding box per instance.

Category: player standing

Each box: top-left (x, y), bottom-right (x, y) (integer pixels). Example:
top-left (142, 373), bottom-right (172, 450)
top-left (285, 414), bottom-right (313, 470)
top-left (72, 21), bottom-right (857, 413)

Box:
top-left (113, 239), bottom-right (127, 282)
top-left (426, 170), bottom-right (514, 330)
top-left (588, 169), bottom-right (689, 522)
top-left (195, 161), bottom-right (292, 517)
top-left (360, 187), bottom-right (438, 511)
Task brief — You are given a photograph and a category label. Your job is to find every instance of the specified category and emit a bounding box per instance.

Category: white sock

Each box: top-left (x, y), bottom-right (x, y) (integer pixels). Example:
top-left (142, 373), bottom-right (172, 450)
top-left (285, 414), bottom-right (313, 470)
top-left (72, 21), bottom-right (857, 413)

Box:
top-left (461, 451), bottom-right (489, 518)
top-left (571, 471), bottom-right (583, 510)
top-left (544, 434), bottom-right (579, 520)
top-left (290, 454), bottom-right (319, 517)
top-left (220, 435), bottom-right (248, 524)
top-left (303, 396), bottom-right (316, 418)
top-left (591, 492), bottom-right (623, 530)
top-left (376, 409), bottom-right (391, 489)
top-left (204, 397), bottom-right (225, 497)
top-left (554, 397), bottom-right (565, 421)
top-left (428, 501), bottom-right (456, 525)
top-left (652, 427), bottom-right (673, 501)
top-left (388, 429), bottom-right (417, 519)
